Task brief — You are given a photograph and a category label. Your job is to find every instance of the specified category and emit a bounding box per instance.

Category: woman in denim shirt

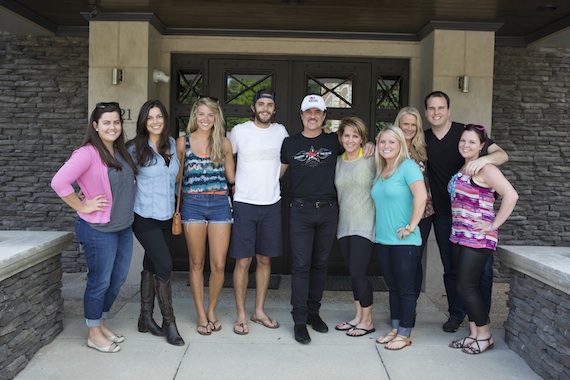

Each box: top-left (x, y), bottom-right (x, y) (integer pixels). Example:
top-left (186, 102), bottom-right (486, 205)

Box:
top-left (128, 100), bottom-right (184, 346)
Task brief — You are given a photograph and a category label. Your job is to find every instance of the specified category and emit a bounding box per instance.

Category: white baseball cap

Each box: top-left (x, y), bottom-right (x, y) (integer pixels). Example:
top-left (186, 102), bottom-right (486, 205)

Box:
top-left (300, 94), bottom-right (327, 112)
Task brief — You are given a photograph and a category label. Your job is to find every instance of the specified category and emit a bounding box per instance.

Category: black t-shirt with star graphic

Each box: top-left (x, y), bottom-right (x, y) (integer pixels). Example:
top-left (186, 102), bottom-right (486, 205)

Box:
top-left (281, 131), bottom-right (340, 201)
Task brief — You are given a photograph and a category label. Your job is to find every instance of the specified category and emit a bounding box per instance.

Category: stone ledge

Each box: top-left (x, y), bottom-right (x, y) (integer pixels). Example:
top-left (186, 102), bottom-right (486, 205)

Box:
top-left (497, 245), bottom-right (570, 295)
top-left (0, 231), bottom-right (74, 282)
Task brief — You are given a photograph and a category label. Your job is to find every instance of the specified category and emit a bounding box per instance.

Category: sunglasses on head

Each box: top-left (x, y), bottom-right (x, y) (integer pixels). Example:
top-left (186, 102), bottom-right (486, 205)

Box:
top-left (464, 124), bottom-right (486, 139)
top-left (96, 102), bottom-right (120, 109)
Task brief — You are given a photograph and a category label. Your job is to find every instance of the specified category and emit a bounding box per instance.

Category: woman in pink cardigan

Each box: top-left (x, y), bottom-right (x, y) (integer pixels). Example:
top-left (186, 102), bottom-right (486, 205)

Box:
top-left (51, 102), bottom-right (138, 353)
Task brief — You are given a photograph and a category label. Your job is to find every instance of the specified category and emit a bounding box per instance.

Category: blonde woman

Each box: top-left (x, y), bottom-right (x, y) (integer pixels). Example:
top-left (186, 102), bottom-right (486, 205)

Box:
top-left (371, 126), bottom-right (427, 350)
top-left (176, 96), bottom-right (235, 336)
top-left (394, 107), bottom-right (434, 301)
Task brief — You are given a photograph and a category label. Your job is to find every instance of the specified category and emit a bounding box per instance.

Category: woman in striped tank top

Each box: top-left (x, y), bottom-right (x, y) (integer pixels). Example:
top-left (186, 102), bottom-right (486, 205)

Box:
top-left (176, 96), bottom-right (235, 336)
top-left (447, 124), bottom-right (518, 355)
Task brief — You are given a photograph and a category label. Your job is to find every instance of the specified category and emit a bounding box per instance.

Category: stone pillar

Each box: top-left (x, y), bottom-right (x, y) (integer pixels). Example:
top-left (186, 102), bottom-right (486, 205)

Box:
top-left (420, 28), bottom-right (496, 130)
top-left (88, 21), bottom-right (165, 139)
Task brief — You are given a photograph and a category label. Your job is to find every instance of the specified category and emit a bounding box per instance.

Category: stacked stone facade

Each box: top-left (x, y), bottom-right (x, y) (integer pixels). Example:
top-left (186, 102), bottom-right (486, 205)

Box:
top-left (0, 32), bottom-right (88, 272)
top-left (492, 46), bottom-right (570, 247)
top-left (504, 272), bottom-right (570, 379)
top-left (0, 255), bottom-right (64, 379)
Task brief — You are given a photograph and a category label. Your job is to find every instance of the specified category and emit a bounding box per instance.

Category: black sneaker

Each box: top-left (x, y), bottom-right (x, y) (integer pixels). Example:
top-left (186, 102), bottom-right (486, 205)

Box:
top-left (307, 314), bottom-right (329, 333)
top-left (442, 318), bottom-right (463, 333)
top-left (294, 324), bottom-right (311, 344)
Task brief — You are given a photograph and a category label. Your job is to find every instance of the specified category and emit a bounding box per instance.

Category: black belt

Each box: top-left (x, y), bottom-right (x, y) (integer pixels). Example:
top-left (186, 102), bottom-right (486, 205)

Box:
top-left (291, 198), bottom-right (337, 208)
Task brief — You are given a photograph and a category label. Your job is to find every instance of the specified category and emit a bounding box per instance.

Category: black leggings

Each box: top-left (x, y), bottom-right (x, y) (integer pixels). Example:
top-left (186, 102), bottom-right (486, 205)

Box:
top-left (132, 213), bottom-right (173, 281)
top-left (339, 236), bottom-right (374, 308)
top-left (451, 243), bottom-right (492, 326)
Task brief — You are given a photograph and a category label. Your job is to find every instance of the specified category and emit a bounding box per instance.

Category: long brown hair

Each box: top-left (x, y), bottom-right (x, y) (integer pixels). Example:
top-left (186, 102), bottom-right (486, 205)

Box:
top-left (81, 102), bottom-right (138, 174)
top-left (128, 100), bottom-right (172, 167)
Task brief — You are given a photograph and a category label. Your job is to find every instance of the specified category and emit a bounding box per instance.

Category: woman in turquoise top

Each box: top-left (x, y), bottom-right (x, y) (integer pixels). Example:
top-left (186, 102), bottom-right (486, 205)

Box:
top-left (371, 126), bottom-right (427, 350)
top-left (128, 100), bottom-right (184, 346)
top-left (176, 96), bottom-right (235, 336)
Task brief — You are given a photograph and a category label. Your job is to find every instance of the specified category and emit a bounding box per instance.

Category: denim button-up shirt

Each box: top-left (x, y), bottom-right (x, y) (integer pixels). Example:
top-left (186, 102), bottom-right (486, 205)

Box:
top-left (130, 137), bottom-right (180, 221)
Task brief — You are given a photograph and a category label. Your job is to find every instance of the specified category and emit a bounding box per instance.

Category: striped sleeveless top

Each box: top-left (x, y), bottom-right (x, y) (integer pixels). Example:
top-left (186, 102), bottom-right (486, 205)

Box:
top-left (182, 135), bottom-right (228, 194)
top-left (448, 172), bottom-right (498, 250)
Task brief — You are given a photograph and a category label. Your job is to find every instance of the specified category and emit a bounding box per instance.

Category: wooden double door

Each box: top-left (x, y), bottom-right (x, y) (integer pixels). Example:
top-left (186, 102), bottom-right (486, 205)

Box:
top-left (169, 54), bottom-right (409, 275)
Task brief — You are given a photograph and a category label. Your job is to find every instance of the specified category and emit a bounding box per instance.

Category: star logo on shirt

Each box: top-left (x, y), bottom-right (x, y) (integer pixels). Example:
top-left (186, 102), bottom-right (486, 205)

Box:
top-left (294, 146), bottom-right (332, 167)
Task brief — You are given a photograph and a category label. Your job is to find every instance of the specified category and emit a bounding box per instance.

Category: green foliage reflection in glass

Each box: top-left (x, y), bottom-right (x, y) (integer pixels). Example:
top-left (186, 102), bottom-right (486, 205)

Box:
top-left (376, 76), bottom-right (402, 110)
top-left (177, 71), bottom-right (203, 105)
top-left (226, 73), bottom-right (272, 105)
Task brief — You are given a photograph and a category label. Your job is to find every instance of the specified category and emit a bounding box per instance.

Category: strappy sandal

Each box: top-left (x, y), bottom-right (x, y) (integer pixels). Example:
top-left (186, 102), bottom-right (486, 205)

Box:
top-left (376, 330), bottom-right (397, 344)
top-left (462, 336), bottom-right (494, 355)
top-left (385, 334), bottom-right (412, 351)
top-left (449, 336), bottom-right (476, 349)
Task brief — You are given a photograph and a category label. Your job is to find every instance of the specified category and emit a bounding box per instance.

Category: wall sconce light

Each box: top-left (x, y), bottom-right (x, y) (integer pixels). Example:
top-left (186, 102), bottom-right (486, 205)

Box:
top-left (153, 70), bottom-right (170, 83)
top-left (112, 68), bottom-right (124, 85)
top-left (457, 75), bottom-right (469, 93)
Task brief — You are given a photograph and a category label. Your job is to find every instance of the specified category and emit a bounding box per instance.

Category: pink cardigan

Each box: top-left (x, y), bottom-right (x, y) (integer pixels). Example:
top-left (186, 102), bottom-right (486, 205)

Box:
top-left (51, 144), bottom-right (113, 224)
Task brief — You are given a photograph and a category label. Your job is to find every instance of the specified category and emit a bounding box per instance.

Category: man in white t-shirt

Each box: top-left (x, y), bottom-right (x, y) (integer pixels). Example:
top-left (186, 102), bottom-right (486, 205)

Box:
top-left (228, 89), bottom-right (289, 335)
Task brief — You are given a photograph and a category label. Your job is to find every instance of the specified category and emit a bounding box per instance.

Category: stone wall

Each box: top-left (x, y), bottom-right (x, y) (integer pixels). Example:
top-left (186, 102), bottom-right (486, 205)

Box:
top-left (493, 46), bottom-right (570, 247)
top-left (0, 255), bottom-right (64, 380)
top-left (0, 32), bottom-right (88, 272)
top-left (504, 271), bottom-right (570, 379)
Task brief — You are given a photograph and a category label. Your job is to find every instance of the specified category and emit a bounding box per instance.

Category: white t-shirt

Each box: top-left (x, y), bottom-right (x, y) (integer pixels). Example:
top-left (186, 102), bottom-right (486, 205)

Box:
top-left (229, 120), bottom-right (288, 205)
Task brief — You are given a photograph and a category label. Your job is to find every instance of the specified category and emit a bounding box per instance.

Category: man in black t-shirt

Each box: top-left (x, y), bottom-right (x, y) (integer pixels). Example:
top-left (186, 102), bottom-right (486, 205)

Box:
top-left (424, 91), bottom-right (508, 333)
top-left (280, 95), bottom-right (339, 344)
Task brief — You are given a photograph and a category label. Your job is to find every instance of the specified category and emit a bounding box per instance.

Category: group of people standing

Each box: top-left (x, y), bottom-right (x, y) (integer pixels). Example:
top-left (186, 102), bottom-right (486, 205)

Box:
top-left (51, 89), bottom-right (517, 355)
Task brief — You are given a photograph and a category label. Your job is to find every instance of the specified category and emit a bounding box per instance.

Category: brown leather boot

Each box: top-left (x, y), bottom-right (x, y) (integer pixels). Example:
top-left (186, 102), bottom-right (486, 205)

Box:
top-left (138, 270), bottom-right (164, 336)
top-left (154, 275), bottom-right (185, 346)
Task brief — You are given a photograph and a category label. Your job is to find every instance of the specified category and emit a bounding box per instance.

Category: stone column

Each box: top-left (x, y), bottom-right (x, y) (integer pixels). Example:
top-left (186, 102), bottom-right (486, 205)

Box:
top-left (88, 21), bottom-right (164, 139)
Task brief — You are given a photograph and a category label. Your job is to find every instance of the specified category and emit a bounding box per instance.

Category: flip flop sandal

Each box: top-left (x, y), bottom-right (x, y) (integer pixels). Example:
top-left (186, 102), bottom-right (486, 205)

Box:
top-left (376, 330), bottom-right (397, 344)
top-left (250, 316), bottom-right (280, 329)
top-left (335, 322), bottom-right (356, 331)
top-left (347, 327), bottom-right (376, 337)
top-left (208, 320), bottom-right (222, 332)
top-left (233, 322), bottom-right (249, 335)
top-left (197, 324), bottom-right (212, 336)
top-left (384, 335), bottom-right (412, 351)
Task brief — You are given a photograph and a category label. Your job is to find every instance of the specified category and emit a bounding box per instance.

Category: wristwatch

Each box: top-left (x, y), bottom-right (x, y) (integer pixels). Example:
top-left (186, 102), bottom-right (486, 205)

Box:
top-left (405, 224), bottom-right (415, 233)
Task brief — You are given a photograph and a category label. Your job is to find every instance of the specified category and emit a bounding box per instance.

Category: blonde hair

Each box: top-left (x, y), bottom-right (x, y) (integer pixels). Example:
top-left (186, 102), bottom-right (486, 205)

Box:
top-left (394, 106), bottom-right (427, 162)
top-left (186, 97), bottom-right (226, 166)
top-left (374, 125), bottom-right (409, 182)
top-left (337, 116), bottom-right (368, 145)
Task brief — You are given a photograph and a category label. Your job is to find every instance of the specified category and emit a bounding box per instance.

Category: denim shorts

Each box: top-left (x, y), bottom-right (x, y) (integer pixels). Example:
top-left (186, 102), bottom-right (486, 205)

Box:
top-left (181, 193), bottom-right (233, 224)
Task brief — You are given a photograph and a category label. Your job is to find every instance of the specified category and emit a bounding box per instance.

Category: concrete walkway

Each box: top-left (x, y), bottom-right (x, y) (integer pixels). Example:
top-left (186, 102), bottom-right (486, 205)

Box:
top-left (16, 272), bottom-right (540, 380)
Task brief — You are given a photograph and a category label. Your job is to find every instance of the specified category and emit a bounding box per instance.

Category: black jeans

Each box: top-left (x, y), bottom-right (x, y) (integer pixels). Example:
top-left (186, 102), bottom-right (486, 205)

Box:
top-left (132, 213), bottom-right (173, 281)
top-left (415, 216), bottom-right (433, 299)
top-left (339, 236), bottom-right (374, 308)
top-left (451, 243), bottom-right (492, 326)
top-left (289, 200), bottom-right (338, 325)
top-left (432, 214), bottom-right (493, 321)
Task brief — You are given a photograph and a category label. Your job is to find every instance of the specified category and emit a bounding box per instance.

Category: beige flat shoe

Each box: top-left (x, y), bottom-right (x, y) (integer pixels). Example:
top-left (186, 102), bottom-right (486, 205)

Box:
top-left (87, 338), bottom-right (120, 353)
top-left (104, 333), bottom-right (125, 343)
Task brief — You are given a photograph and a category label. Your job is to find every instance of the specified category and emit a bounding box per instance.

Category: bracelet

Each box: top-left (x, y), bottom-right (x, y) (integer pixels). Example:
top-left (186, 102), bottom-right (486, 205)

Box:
top-left (405, 224), bottom-right (415, 233)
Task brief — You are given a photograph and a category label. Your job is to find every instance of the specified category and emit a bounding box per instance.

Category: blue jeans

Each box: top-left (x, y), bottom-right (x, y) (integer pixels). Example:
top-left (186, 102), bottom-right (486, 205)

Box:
top-left (289, 200), bottom-right (338, 325)
top-left (432, 214), bottom-right (493, 321)
top-left (376, 244), bottom-right (421, 337)
top-left (75, 218), bottom-right (133, 327)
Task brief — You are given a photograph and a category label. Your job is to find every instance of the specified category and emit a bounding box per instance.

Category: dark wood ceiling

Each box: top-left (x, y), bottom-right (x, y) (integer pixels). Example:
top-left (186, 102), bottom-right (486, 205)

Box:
top-left (1, 0), bottom-right (569, 45)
